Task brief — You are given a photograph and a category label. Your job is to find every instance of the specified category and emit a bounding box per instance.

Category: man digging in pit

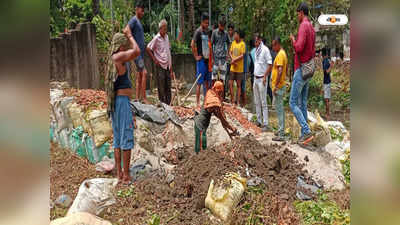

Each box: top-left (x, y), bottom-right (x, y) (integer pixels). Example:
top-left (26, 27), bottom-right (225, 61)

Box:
top-left (194, 81), bottom-right (239, 153)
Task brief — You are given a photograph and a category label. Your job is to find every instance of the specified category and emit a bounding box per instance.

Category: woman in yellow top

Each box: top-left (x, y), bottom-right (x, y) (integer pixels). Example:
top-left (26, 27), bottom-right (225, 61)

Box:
top-left (228, 30), bottom-right (246, 105)
top-left (271, 36), bottom-right (288, 141)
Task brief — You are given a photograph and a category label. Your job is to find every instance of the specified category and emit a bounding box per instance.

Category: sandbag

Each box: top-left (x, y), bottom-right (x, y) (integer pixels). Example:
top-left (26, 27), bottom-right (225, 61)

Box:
top-left (87, 109), bottom-right (113, 147)
top-left (130, 101), bottom-right (167, 124)
top-left (56, 128), bottom-right (72, 149)
top-left (310, 111), bottom-right (331, 147)
top-left (68, 126), bottom-right (87, 158)
top-left (50, 81), bottom-right (70, 90)
top-left (50, 212), bottom-right (112, 225)
top-left (67, 178), bottom-right (118, 216)
top-left (83, 135), bottom-right (111, 164)
top-left (205, 173), bottom-right (247, 222)
top-left (81, 110), bottom-right (92, 136)
top-left (50, 120), bottom-right (57, 142)
top-left (67, 103), bottom-right (84, 128)
top-left (54, 97), bottom-right (74, 132)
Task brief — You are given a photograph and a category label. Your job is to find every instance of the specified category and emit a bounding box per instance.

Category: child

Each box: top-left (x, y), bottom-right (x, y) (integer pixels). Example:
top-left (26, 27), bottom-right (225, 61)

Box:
top-left (228, 30), bottom-right (246, 106)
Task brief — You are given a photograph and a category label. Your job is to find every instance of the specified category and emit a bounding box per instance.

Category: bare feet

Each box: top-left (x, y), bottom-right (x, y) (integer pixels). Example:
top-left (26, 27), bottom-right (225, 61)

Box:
top-left (121, 175), bottom-right (132, 185)
top-left (142, 99), bottom-right (151, 105)
top-left (117, 171), bottom-right (123, 182)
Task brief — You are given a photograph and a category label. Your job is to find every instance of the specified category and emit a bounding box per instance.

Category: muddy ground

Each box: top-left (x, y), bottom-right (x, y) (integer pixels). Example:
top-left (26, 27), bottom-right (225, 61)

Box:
top-left (51, 134), bottom-right (349, 225)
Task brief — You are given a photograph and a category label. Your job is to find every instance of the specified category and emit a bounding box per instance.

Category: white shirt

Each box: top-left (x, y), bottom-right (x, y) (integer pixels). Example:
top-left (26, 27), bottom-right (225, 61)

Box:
top-left (147, 33), bottom-right (172, 70)
top-left (254, 43), bottom-right (272, 77)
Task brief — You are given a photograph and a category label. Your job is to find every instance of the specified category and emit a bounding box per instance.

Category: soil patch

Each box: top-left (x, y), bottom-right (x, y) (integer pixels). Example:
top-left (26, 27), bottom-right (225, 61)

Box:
top-left (51, 135), bottom-right (349, 224)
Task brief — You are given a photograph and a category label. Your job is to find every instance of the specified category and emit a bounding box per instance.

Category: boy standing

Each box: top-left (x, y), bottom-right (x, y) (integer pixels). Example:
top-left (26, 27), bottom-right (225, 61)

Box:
top-left (191, 12), bottom-right (211, 108)
top-left (322, 48), bottom-right (332, 120)
top-left (228, 30), bottom-right (246, 106)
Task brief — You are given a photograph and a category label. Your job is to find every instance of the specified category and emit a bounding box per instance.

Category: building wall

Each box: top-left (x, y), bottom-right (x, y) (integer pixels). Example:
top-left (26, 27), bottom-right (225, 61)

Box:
top-left (50, 23), bottom-right (100, 89)
top-left (50, 22), bottom-right (197, 90)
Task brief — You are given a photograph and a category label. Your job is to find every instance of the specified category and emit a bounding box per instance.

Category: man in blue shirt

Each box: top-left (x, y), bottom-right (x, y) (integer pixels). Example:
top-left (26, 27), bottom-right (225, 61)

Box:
top-left (322, 48), bottom-right (332, 120)
top-left (124, 0), bottom-right (149, 104)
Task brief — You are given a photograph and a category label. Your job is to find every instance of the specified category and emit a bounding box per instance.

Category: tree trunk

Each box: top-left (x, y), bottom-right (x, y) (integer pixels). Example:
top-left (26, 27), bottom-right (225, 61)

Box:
top-left (179, 0), bottom-right (184, 34)
top-left (91, 0), bottom-right (100, 19)
top-left (188, 0), bottom-right (195, 34)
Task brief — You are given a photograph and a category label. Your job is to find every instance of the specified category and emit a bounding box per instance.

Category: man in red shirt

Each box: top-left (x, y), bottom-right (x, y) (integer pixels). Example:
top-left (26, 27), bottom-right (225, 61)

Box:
top-left (289, 2), bottom-right (315, 146)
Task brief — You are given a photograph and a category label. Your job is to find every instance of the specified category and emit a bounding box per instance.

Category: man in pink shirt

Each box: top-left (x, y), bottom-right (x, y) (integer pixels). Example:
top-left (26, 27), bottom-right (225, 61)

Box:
top-left (289, 2), bottom-right (315, 146)
top-left (146, 19), bottom-right (174, 105)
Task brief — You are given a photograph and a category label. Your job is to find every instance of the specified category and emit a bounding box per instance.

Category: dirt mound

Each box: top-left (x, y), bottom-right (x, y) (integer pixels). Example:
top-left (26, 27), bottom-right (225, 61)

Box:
top-left (224, 105), bottom-right (261, 134)
top-left (51, 135), bottom-right (320, 224)
top-left (134, 135), bottom-right (308, 224)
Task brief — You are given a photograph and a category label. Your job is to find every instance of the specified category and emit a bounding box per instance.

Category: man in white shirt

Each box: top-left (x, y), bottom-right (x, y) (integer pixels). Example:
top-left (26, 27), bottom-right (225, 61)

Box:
top-left (253, 34), bottom-right (272, 132)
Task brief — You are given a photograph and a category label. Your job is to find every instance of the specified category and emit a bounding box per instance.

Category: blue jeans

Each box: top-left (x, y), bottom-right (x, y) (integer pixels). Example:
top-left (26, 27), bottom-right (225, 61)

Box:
top-left (274, 85), bottom-right (286, 137)
top-left (289, 69), bottom-right (311, 137)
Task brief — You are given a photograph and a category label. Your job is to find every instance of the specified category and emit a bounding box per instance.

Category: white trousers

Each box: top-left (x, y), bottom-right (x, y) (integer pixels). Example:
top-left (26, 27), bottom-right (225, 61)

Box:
top-left (253, 78), bottom-right (268, 126)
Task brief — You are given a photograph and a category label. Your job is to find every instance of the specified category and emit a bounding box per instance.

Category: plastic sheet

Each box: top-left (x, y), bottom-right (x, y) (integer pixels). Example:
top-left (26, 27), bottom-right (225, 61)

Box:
top-left (67, 178), bottom-right (118, 216)
top-left (130, 101), bottom-right (167, 124)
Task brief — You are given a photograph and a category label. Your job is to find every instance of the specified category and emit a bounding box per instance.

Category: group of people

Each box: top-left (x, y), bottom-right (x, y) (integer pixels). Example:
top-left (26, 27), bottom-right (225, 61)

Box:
top-left (107, 1), bottom-right (323, 184)
top-left (191, 2), bottom-right (318, 145)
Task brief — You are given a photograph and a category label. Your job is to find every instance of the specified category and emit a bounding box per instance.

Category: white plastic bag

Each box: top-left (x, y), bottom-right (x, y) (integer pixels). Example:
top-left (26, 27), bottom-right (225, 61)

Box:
top-left (50, 212), bottom-right (112, 225)
top-left (67, 178), bottom-right (118, 216)
top-left (95, 156), bottom-right (115, 173)
top-left (205, 173), bottom-right (247, 222)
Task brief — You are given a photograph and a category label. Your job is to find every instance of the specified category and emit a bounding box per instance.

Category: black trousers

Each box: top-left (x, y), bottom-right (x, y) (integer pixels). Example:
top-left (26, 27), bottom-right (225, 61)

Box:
top-left (156, 66), bottom-right (171, 105)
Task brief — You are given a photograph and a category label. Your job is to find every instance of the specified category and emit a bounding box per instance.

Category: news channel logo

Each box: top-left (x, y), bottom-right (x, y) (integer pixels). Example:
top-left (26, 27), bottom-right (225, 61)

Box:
top-left (318, 14), bottom-right (348, 26)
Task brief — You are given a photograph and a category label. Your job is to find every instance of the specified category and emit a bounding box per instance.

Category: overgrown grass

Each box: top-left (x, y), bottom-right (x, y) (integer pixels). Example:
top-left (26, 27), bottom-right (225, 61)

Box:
top-left (341, 148), bottom-right (351, 186)
top-left (294, 192), bottom-right (350, 225)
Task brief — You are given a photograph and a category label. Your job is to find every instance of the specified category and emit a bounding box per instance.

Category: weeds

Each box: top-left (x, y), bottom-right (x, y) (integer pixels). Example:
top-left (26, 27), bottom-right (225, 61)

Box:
top-left (147, 214), bottom-right (161, 225)
top-left (117, 186), bottom-right (135, 198)
top-left (294, 192), bottom-right (350, 225)
top-left (329, 127), bottom-right (344, 142)
top-left (340, 148), bottom-right (351, 185)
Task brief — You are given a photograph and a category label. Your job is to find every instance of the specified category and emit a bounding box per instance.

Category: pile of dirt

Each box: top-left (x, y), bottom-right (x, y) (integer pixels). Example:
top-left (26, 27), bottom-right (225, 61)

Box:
top-left (132, 135), bottom-right (309, 224)
top-left (223, 105), bottom-right (261, 134)
top-left (172, 106), bottom-right (195, 119)
top-left (63, 88), bottom-right (107, 110)
top-left (51, 135), bottom-right (346, 225)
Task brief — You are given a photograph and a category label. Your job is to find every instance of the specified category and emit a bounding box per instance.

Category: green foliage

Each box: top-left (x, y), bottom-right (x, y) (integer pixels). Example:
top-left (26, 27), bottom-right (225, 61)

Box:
top-left (332, 91), bottom-right (351, 109)
top-left (147, 214), bottom-right (161, 225)
top-left (117, 186), bottom-right (135, 198)
top-left (91, 15), bottom-right (113, 53)
top-left (50, 0), bottom-right (94, 38)
top-left (340, 148), bottom-right (350, 185)
top-left (148, 2), bottom-right (178, 36)
top-left (329, 127), bottom-right (344, 142)
top-left (294, 192), bottom-right (350, 225)
top-left (171, 40), bottom-right (191, 54)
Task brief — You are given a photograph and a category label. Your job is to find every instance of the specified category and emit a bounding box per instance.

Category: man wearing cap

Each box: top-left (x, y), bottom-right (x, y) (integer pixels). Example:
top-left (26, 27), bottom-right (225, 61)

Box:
top-left (107, 32), bottom-right (140, 184)
top-left (194, 81), bottom-right (238, 153)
